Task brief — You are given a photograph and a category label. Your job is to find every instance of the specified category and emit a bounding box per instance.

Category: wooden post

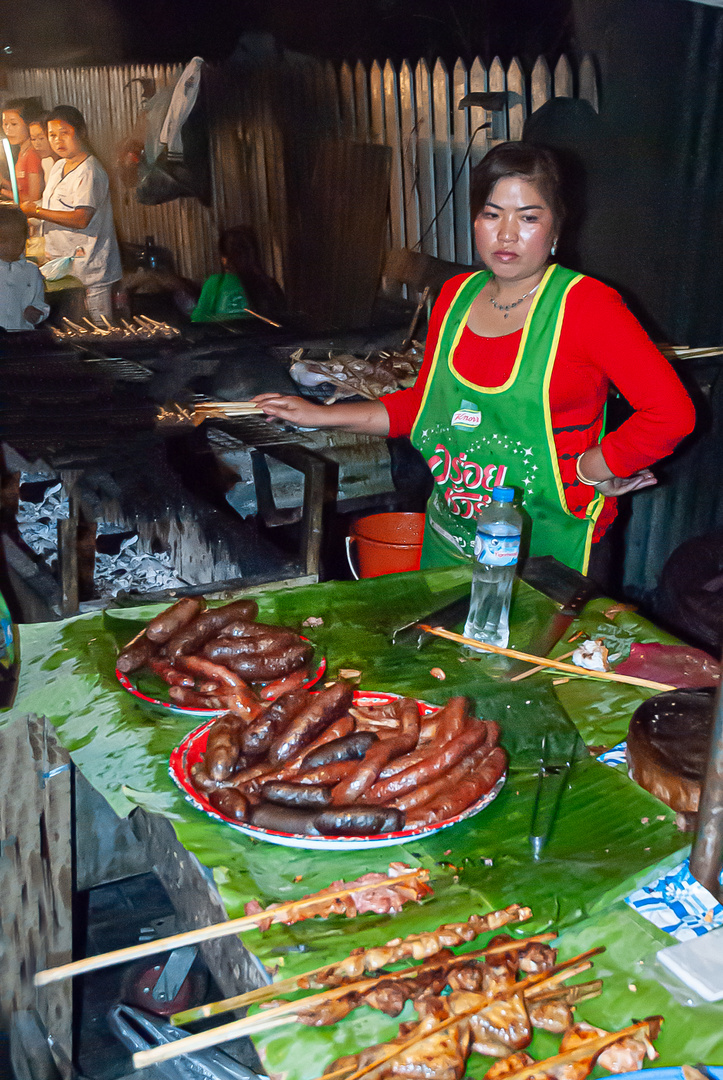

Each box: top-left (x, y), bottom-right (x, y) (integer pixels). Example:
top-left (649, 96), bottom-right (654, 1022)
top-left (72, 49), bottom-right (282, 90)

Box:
top-left (690, 679), bottom-right (723, 899)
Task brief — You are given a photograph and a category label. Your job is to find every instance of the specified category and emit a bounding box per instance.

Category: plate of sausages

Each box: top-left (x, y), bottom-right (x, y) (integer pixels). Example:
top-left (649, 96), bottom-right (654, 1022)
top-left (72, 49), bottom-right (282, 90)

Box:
top-left (169, 685), bottom-right (507, 849)
top-left (114, 596), bottom-right (326, 718)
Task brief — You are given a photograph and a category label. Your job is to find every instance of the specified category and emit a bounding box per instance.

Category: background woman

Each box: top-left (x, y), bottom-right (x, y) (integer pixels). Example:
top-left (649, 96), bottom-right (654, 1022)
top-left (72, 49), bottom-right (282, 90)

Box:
top-left (254, 142), bottom-right (696, 577)
top-left (1, 97), bottom-right (44, 205)
top-left (28, 113), bottom-right (58, 185)
top-left (191, 225), bottom-right (285, 324)
top-left (20, 105), bottom-right (122, 323)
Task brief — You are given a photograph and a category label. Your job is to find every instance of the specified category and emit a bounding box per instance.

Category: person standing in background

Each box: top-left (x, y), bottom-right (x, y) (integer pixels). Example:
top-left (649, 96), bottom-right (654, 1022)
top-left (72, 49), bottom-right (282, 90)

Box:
top-left (28, 113), bottom-right (59, 185)
top-left (20, 105), bottom-right (122, 323)
top-left (1, 98), bottom-right (44, 205)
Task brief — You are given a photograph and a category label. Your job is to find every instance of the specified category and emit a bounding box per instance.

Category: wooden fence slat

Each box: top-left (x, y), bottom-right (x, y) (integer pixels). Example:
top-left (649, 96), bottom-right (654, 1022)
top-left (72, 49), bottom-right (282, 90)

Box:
top-left (339, 61), bottom-right (356, 139)
top-left (554, 54), bottom-right (574, 98)
top-left (531, 55), bottom-right (552, 114)
top-left (399, 60), bottom-right (421, 252)
top-left (468, 56), bottom-right (490, 168)
top-left (354, 60), bottom-right (370, 142)
top-left (489, 56), bottom-right (508, 144)
top-left (579, 53), bottom-right (599, 111)
top-left (506, 56), bottom-right (526, 141)
top-left (451, 58), bottom-right (473, 265)
top-left (432, 58), bottom-right (454, 263)
top-left (414, 58), bottom-right (437, 256)
top-left (383, 59), bottom-right (407, 251)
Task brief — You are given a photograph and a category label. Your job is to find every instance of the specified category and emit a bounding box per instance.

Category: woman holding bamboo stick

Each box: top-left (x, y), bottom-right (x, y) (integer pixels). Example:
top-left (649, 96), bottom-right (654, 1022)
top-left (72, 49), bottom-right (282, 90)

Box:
top-left (254, 141), bottom-right (695, 577)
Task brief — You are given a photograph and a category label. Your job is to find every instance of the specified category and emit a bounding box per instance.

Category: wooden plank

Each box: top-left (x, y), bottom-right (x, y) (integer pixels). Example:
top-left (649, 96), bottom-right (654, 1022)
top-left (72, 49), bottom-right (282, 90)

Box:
top-left (488, 56), bottom-right (508, 144)
top-left (452, 57), bottom-right (473, 264)
top-left (531, 55), bottom-right (552, 114)
top-left (339, 61), bottom-right (356, 138)
top-left (414, 58), bottom-right (437, 256)
top-left (383, 59), bottom-right (406, 251)
top-left (554, 54), bottom-right (574, 98)
top-left (469, 56), bottom-right (490, 166)
top-left (354, 60), bottom-right (370, 142)
top-left (579, 53), bottom-right (599, 112)
top-left (399, 59), bottom-right (421, 251)
top-left (506, 56), bottom-right (526, 141)
top-left (432, 58), bottom-right (454, 262)
top-left (369, 60), bottom-right (385, 145)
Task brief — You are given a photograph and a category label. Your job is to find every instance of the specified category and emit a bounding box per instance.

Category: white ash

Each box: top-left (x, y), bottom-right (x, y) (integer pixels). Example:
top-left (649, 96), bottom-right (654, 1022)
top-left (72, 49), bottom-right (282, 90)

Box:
top-left (17, 477), bottom-right (187, 598)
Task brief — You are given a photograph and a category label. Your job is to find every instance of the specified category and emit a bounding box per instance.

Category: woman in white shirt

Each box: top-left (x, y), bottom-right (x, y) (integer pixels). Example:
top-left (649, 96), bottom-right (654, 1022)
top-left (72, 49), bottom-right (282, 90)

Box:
top-left (20, 105), bottom-right (122, 322)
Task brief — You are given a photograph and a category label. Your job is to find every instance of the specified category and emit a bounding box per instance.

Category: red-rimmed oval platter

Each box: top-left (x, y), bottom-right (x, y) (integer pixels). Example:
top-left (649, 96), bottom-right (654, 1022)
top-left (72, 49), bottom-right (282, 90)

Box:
top-left (116, 639), bottom-right (326, 719)
top-left (169, 690), bottom-right (506, 850)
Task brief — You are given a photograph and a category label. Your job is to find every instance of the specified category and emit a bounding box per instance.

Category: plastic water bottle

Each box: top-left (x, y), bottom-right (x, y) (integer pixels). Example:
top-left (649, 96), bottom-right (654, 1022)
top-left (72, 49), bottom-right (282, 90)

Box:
top-left (464, 486), bottom-right (522, 649)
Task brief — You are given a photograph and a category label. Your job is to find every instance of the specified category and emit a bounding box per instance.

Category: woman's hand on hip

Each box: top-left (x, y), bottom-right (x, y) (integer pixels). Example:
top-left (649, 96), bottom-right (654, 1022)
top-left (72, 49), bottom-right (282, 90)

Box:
top-left (591, 470), bottom-right (657, 496)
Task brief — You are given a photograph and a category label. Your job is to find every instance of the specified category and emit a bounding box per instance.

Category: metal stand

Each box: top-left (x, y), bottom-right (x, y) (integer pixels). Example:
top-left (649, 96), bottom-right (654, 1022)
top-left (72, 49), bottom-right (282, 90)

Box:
top-left (690, 667), bottom-right (723, 899)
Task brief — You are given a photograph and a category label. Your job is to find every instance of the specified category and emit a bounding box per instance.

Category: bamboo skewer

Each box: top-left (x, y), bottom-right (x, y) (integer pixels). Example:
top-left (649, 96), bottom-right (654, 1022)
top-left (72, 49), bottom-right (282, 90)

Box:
top-left (419, 625), bottom-right (676, 691)
top-left (509, 649), bottom-right (576, 682)
top-left (34, 868), bottom-right (429, 988)
top-left (135, 946), bottom-right (601, 1070)
top-left (304, 951), bottom-right (604, 1080)
top-left (172, 932), bottom-right (557, 1025)
top-left (242, 307), bottom-right (282, 328)
top-left (498, 1018), bottom-right (662, 1080)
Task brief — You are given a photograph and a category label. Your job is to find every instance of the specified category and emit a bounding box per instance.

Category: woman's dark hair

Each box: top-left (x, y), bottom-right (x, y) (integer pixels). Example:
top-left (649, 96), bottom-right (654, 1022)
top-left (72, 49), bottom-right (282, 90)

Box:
top-left (219, 225), bottom-right (285, 320)
top-left (469, 142), bottom-right (566, 231)
top-left (28, 111), bottom-right (51, 131)
top-left (3, 96), bottom-right (44, 127)
top-left (0, 204), bottom-right (29, 240)
top-left (46, 105), bottom-right (91, 151)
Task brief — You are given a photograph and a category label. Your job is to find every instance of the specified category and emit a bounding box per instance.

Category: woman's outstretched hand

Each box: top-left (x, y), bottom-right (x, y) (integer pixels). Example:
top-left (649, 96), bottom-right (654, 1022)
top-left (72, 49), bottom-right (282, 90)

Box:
top-left (591, 469), bottom-right (657, 497)
top-left (252, 393), bottom-right (328, 428)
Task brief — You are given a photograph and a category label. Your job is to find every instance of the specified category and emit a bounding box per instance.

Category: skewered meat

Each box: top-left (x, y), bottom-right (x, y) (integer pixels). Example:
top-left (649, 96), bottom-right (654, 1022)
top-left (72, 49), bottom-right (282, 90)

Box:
top-left (528, 1000), bottom-right (574, 1033)
top-left (446, 990), bottom-right (532, 1056)
top-left (485, 1052), bottom-right (538, 1080)
top-left (568, 1022), bottom-right (657, 1074)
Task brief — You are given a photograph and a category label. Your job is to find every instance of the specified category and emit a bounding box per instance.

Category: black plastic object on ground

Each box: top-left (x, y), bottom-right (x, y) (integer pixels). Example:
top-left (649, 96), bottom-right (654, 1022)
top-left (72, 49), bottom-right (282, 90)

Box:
top-left (659, 531), bottom-right (723, 651)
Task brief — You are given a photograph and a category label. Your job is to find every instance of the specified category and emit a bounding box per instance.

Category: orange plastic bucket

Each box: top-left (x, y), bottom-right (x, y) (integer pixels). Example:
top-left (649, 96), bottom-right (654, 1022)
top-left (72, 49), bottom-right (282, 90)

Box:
top-left (345, 512), bottom-right (425, 578)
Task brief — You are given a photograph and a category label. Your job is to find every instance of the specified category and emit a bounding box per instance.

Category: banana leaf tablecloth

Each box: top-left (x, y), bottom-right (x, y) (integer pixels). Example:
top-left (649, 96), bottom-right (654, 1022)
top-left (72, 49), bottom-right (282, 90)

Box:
top-left (3, 567), bottom-right (721, 1072)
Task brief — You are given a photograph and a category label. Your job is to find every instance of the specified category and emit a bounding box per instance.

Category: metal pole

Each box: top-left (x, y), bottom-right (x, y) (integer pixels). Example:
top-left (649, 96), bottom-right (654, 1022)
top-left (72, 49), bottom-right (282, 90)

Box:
top-left (689, 669), bottom-right (723, 899)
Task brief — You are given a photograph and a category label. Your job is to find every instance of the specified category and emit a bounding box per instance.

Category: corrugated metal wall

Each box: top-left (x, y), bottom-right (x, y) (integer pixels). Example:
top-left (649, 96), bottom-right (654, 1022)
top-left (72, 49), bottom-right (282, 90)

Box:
top-left (6, 53), bottom-right (596, 286)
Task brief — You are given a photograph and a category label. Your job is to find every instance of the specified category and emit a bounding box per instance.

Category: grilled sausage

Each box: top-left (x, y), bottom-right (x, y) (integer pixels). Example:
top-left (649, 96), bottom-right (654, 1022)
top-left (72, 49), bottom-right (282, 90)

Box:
top-left (330, 698), bottom-right (420, 806)
top-left (300, 731), bottom-right (378, 771)
top-left (392, 736), bottom-right (499, 812)
top-left (365, 720), bottom-right (489, 803)
top-left (378, 697), bottom-right (468, 779)
top-left (295, 760), bottom-right (359, 785)
top-left (117, 635), bottom-right (156, 674)
top-left (204, 632), bottom-right (300, 662)
top-left (190, 760), bottom-right (220, 793)
top-left (168, 686), bottom-right (223, 709)
top-left (179, 654), bottom-right (247, 688)
top-left (314, 806), bottom-right (405, 836)
top-left (148, 657), bottom-right (195, 687)
top-left (218, 621), bottom-right (295, 640)
top-left (268, 683), bottom-right (354, 766)
top-left (226, 641), bottom-right (314, 683)
top-left (259, 667), bottom-right (311, 701)
top-left (405, 746), bottom-right (507, 826)
top-left (204, 722), bottom-right (243, 780)
top-left (250, 803), bottom-right (321, 835)
top-left (241, 689), bottom-right (311, 759)
top-left (164, 600), bottom-right (259, 659)
top-left (146, 597), bottom-right (205, 644)
top-left (261, 781), bottom-right (332, 808)
top-left (272, 715), bottom-right (355, 780)
top-left (209, 788), bottom-right (250, 822)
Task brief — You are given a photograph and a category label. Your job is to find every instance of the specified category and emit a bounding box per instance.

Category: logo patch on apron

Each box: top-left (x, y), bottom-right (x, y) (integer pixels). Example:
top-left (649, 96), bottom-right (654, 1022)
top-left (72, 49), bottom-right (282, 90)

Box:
top-left (451, 400), bottom-right (481, 430)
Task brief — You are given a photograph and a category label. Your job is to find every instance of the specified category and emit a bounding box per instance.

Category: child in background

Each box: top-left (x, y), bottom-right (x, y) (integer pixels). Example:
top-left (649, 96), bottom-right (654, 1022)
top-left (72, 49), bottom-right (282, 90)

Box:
top-left (0, 205), bottom-right (49, 330)
top-left (191, 225), bottom-right (285, 324)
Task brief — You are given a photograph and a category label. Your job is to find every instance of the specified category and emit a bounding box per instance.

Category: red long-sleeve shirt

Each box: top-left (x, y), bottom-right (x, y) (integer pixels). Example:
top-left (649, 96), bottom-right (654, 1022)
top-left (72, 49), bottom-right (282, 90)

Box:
top-left (383, 273), bottom-right (696, 538)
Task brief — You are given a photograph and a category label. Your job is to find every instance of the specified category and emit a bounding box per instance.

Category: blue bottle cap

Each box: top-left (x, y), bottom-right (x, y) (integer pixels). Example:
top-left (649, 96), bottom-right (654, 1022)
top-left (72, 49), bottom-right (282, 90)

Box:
top-left (492, 486), bottom-right (515, 502)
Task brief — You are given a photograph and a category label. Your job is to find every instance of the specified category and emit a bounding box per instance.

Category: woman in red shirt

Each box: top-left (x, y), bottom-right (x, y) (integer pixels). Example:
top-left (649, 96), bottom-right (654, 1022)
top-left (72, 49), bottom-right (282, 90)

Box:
top-left (2, 98), bottom-right (44, 205)
top-left (255, 143), bottom-right (695, 575)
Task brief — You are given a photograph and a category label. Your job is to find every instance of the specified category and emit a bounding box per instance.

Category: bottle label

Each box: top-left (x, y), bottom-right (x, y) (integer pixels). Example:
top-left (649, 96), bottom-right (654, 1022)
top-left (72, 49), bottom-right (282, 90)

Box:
top-left (473, 530), bottom-right (520, 567)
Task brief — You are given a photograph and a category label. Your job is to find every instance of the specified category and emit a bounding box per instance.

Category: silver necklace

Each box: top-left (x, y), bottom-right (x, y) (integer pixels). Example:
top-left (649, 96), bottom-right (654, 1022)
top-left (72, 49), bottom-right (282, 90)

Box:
top-left (489, 282), bottom-right (540, 318)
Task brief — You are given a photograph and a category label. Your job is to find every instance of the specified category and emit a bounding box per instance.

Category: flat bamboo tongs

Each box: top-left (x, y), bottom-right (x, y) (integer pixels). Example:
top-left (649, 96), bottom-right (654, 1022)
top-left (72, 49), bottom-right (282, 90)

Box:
top-left (33, 867), bottom-right (428, 988)
top-left (418, 625), bottom-right (676, 691)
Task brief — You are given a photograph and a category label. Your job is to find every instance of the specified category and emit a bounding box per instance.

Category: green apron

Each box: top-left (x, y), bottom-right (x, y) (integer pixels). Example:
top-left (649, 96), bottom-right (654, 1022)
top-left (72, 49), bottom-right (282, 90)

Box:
top-left (410, 264), bottom-right (605, 574)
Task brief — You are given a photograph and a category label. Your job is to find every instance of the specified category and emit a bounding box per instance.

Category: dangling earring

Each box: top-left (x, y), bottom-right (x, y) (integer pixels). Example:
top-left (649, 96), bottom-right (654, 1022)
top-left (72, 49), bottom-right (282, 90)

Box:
top-left (550, 240), bottom-right (558, 258)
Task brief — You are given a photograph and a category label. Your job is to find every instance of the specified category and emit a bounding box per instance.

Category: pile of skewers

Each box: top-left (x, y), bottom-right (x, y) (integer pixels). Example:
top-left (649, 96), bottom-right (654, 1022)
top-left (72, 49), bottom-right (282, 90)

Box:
top-left (51, 315), bottom-right (181, 341)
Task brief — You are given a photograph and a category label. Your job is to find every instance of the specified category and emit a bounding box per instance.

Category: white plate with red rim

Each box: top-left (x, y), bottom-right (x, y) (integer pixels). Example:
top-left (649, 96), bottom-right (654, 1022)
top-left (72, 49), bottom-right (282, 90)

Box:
top-left (116, 640), bottom-right (326, 718)
top-left (169, 690), bottom-right (506, 849)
